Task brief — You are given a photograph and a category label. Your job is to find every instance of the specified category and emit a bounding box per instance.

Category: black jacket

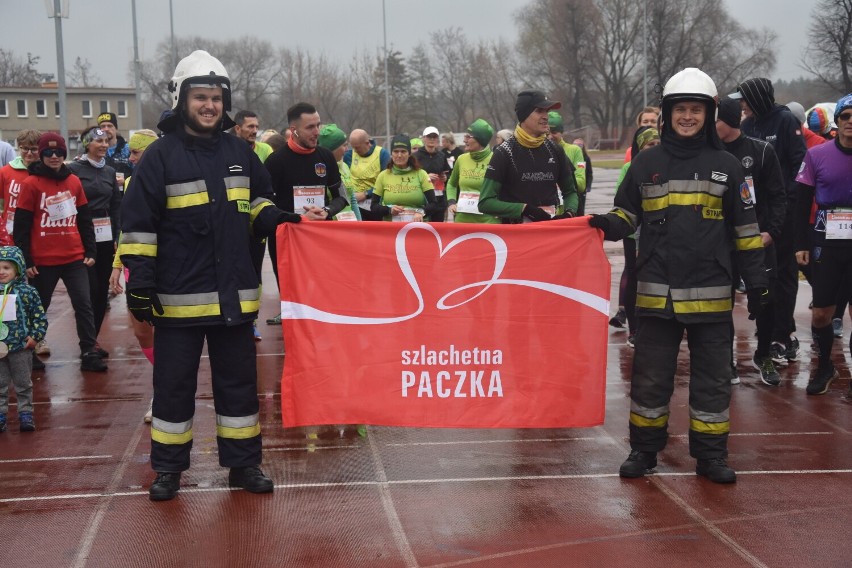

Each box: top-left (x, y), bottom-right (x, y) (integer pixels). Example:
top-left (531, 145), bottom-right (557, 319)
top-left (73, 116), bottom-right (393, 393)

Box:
top-left (741, 105), bottom-right (807, 201)
top-left (721, 134), bottom-right (786, 242)
top-left (604, 143), bottom-right (767, 323)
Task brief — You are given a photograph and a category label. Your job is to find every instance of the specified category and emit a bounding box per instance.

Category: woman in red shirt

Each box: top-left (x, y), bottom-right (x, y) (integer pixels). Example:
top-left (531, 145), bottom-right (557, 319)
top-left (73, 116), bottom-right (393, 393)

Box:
top-left (12, 133), bottom-right (106, 372)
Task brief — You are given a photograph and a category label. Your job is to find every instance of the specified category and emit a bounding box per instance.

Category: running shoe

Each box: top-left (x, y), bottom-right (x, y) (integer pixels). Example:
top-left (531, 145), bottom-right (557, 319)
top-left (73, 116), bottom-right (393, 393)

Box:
top-left (752, 353), bottom-right (780, 386)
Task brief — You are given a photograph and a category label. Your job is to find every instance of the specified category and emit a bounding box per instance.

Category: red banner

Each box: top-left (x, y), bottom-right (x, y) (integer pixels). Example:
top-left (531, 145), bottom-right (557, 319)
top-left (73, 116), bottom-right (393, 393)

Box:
top-left (277, 218), bottom-right (610, 429)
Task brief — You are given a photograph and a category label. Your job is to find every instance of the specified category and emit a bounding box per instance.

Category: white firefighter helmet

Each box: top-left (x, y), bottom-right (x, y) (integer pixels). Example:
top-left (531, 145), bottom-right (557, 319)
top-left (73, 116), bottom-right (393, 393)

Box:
top-left (662, 67), bottom-right (717, 103)
top-left (167, 50), bottom-right (231, 111)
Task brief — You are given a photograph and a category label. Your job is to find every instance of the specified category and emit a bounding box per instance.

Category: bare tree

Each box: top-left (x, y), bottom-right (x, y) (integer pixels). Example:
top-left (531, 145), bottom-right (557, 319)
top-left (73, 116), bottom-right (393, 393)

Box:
top-left (804, 0), bottom-right (852, 92)
top-left (470, 40), bottom-right (522, 131)
top-left (429, 29), bottom-right (475, 131)
top-left (67, 56), bottom-right (102, 87)
top-left (406, 44), bottom-right (436, 129)
top-left (0, 49), bottom-right (44, 86)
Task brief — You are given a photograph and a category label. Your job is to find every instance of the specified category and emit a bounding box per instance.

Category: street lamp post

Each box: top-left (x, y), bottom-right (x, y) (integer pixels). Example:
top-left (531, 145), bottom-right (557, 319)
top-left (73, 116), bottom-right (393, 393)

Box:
top-left (46, 0), bottom-right (69, 144)
top-left (382, 0), bottom-right (391, 145)
top-left (131, 0), bottom-right (143, 131)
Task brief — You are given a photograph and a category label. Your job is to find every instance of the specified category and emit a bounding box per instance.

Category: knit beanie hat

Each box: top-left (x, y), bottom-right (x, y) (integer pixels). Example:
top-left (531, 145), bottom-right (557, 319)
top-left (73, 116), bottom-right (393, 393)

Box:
top-left (834, 93), bottom-right (852, 124)
top-left (717, 97), bottom-right (742, 128)
top-left (786, 102), bottom-right (806, 125)
top-left (731, 78), bottom-right (775, 117)
top-left (390, 134), bottom-right (411, 153)
top-left (37, 132), bottom-right (67, 156)
top-left (515, 90), bottom-right (561, 123)
top-left (129, 129), bottom-right (158, 151)
top-left (318, 124), bottom-right (347, 152)
top-left (410, 137), bottom-right (423, 149)
top-left (636, 127), bottom-right (660, 151)
top-left (97, 112), bottom-right (118, 128)
top-left (466, 119), bottom-right (494, 147)
top-left (547, 111), bottom-right (564, 133)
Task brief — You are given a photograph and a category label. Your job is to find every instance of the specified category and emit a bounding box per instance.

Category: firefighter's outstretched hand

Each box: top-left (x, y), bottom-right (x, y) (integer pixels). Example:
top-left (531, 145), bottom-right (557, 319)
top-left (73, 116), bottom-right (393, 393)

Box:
top-left (588, 214), bottom-right (611, 237)
top-left (127, 287), bottom-right (164, 324)
top-left (746, 287), bottom-right (770, 321)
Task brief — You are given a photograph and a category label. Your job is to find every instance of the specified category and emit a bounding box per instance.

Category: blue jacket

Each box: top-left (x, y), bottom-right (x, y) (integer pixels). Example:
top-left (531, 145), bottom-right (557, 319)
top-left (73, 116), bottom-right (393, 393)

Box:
top-left (120, 123), bottom-right (299, 327)
top-left (0, 246), bottom-right (47, 351)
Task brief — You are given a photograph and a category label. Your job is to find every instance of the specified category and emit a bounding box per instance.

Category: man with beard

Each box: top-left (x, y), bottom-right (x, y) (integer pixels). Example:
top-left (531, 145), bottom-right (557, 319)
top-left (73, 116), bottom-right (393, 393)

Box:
top-left (589, 68), bottom-right (768, 484)
top-left (120, 50), bottom-right (324, 501)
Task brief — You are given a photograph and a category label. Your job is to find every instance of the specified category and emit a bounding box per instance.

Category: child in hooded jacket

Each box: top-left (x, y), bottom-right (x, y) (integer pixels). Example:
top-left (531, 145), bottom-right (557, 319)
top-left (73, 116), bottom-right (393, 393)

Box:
top-left (0, 245), bottom-right (47, 432)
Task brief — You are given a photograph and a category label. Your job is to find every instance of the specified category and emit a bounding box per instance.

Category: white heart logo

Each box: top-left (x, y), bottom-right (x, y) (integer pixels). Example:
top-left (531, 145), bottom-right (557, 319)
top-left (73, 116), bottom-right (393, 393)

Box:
top-left (282, 222), bottom-right (608, 324)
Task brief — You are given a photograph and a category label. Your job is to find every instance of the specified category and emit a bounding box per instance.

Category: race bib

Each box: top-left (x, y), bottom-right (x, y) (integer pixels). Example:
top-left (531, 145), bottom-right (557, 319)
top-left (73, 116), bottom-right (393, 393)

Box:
top-left (392, 207), bottom-right (423, 223)
top-left (456, 190), bottom-right (482, 215)
top-left (826, 211), bottom-right (852, 240)
top-left (45, 191), bottom-right (77, 221)
top-left (93, 216), bottom-right (113, 243)
top-left (293, 186), bottom-right (325, 211)
top-left (1, 294), bottom-right (16, 322)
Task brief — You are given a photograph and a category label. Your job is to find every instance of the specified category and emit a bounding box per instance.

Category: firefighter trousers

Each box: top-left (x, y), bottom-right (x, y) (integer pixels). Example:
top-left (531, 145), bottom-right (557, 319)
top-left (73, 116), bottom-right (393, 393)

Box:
top-left (628, 316), bottom-right (732, 459)
top-left (150, 322), bottom-right (262, 472)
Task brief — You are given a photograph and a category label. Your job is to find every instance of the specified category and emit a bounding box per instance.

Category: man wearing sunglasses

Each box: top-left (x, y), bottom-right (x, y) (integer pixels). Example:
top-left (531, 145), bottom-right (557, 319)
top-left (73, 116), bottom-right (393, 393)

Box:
top-left (795, 94), bottom-right (852, 397)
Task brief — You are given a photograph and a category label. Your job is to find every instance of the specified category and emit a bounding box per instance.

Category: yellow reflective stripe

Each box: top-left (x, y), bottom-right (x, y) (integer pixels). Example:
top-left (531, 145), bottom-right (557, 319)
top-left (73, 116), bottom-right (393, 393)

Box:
top-left (636, 294), bottom-right (667, 309)
top-left (151, 427), bottom-right (194, 444)
top-left (736, 235), bottom-right (763, 251)
top-left (167, 192), bottom-right (210, 209)
top-left (672, 298), bottom-right (733, 313)
top-left (240, 299), bottom-right (260, 313)
top-left (160, 303), bottom-right (221, 318)
top-left (250, 200), bottom-right (274, 225)
top-left (120, 243), bottom-right (157, 257)
top-left (690, 418), bottom-right (730, 434)
top-left (630, 412), bottom-right (668, 428)
top-left (226, 187), bottom-right (250, 201)
top-left (644, 193), bottom-right (723, 212)
top-left (216, 423), bottom-right (261, 440)
top-left (613, 208), bottom-right (636, 230)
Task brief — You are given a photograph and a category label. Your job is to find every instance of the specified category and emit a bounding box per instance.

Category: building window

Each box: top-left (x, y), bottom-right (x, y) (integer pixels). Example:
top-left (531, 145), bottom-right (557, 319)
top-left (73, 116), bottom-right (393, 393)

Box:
top-left (0, 100), bottom-right (7, 117)
top-left (55, 100), bottom-right (60, 117)
top-left (36, 99), bottom-right (47, 117)
top-left (82, 100), bottom-right (92, 117)
top-left (16, 99), bottom-right (27, 117)
top-left (117, 100), bottom-right (127, 117)
top-left (99, 100), bottom-right (109, 113)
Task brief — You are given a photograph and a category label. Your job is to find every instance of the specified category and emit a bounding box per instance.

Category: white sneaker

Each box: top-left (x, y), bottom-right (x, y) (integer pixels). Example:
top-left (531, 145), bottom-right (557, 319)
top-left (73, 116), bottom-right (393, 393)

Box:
top-left (143, 399), bottom-right (153, 423)
top-left (35, 340), bottom-right (50, 355)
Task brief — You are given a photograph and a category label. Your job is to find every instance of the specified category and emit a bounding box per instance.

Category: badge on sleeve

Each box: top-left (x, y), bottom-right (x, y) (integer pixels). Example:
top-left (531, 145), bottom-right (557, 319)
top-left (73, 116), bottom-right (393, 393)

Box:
top-left (739, 181), bottom-right (754, 205)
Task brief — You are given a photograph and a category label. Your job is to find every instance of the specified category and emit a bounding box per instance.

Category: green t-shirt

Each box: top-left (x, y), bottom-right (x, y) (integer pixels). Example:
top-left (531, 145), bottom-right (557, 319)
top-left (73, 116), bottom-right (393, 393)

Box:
top-left (253, 141), bottom-right (273, 163)
top-left (446, 150), bottom-right (499, 224)
top-left (559, 140), bottom-right (587, 193)
top-left (374, 167), bottom-right (433, 221)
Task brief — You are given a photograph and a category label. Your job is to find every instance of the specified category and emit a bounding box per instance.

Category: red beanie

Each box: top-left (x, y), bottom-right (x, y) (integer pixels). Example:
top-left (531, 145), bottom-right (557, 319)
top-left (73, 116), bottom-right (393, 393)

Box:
top-left (37, 132), bottom-right (67, 156)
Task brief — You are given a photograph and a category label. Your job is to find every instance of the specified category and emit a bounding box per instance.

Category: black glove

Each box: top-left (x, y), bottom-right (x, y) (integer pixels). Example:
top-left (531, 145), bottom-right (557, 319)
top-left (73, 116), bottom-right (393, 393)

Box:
top-left (127, 287), bottom-right (164, 324)
top-left (523, 204), bottom-right (552, 222)
top-left (746, 287), bottom-right (770, 320)
top-left (588, 214), bottom-right (610, 232)
top-left (553, 211), bottom-right (575, 220)
top-left (276, 210), bottom-right (302, 224)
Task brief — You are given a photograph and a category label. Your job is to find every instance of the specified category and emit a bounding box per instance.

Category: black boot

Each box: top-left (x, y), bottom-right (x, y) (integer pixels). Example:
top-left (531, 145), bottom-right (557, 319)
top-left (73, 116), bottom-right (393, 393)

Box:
top-left (81, 352), bottom-right (108, 372)
top-left (229, 466), bottom-right (274, 493)
top-left (149, 472), bottom-right (181, 501)
top-left (696, 457), bottom-right (736, 484)
top-left (619, 450), bottom-right (657, 478)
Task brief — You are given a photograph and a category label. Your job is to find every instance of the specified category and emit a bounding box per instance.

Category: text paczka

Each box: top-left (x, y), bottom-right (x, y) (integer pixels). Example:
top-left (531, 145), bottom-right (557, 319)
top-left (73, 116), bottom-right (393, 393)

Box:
top-left (400, 344), bottom-right (504, 398)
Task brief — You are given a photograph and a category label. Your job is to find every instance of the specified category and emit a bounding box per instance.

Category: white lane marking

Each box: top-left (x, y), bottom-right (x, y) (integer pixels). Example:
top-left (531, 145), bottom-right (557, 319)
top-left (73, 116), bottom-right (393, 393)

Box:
top-left (0, 455), bottom-right (112, 464)
top-left (3, 468), bottom-right (851, 505)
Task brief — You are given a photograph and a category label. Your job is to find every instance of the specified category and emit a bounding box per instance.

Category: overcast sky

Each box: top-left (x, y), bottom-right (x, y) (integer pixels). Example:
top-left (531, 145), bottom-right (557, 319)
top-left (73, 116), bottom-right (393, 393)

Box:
top-left (0, 0), bottom-right (816, 88)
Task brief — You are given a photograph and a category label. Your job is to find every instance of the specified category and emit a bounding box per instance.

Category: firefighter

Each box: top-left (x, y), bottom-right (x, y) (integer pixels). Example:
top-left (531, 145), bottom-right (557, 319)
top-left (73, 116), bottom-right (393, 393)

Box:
top-left (588, 68), bottom-right (769, 484)
top-left (120, 50), bottom-right (324, 501)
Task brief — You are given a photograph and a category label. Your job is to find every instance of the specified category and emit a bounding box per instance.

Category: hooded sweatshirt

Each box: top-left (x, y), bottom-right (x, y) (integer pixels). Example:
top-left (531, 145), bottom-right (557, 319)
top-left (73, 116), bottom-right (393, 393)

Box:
top-left (738, 79), bottom-right (807, 199)
top-left (0, 245), bottom-right (47, 352)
